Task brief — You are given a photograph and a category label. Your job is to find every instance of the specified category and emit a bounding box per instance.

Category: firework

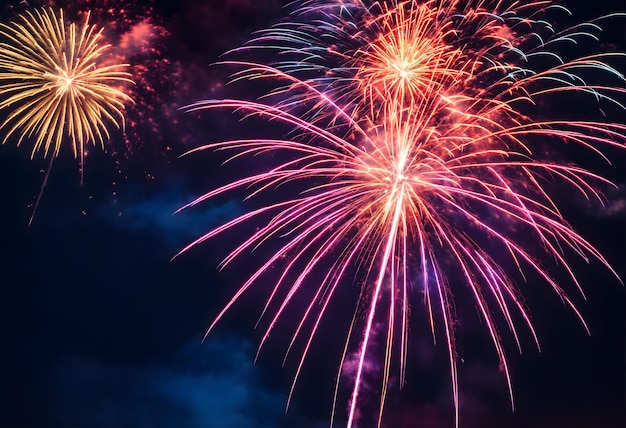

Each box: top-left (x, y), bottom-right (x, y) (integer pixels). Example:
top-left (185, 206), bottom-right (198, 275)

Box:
top-left (180, 1), bottom-right (625, 426)
top-left (0, 7), bottom-right (133, 163)
top-left (0, 7), bottom-right (133, 222)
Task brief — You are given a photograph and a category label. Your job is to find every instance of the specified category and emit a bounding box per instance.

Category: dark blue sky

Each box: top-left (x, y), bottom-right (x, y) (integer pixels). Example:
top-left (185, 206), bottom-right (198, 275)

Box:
top-left (0, 1), bottom-right (624, 427)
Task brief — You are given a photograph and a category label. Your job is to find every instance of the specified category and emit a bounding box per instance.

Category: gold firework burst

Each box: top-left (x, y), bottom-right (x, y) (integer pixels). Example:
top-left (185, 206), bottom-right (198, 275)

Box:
top-left (0, 7), bottom-right (134, 163)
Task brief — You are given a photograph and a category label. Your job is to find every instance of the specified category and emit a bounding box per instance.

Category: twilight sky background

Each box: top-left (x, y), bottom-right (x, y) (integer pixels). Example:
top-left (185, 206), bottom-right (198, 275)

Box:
top-left (0, 0), bottom-right (624, 427)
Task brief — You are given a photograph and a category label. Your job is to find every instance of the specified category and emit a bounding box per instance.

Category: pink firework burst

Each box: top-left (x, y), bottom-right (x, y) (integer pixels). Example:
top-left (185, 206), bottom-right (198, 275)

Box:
top-left (178, 1), bottom-right (625, 426)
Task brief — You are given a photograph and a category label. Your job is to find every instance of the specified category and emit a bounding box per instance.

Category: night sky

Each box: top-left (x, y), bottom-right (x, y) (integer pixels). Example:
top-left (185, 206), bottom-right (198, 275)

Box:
top-left (0, 1), bottom-right (624, 427)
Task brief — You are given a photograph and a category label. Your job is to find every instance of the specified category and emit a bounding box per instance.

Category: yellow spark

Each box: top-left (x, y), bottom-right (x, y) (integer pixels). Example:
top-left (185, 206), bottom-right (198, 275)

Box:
top-left (0, 8), bottom-right (134, 161)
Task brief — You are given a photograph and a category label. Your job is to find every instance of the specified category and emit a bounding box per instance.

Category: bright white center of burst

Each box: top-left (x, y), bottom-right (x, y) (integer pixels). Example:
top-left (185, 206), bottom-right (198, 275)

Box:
top-left (392, 60), bottom-right (412, 81)
top-left (394, 149), bottom-right (409, 183)
top-left (385, 149), bottom-right (411, 207)
top-left (362, 144), bottom-right (414, 209)
top-left (61, 77), bottom-right (74, 91)
top-left (43, 71), bottom-right (77, 93)
top-left (46, 72), bottom-right (76, 93)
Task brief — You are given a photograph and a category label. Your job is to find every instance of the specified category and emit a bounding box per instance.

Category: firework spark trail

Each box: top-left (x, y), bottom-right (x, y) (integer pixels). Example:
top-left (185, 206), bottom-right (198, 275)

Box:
top-left (0, 7), bottom-right (134, 223)
top-left (179, 1), bottom-right (626, 426)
